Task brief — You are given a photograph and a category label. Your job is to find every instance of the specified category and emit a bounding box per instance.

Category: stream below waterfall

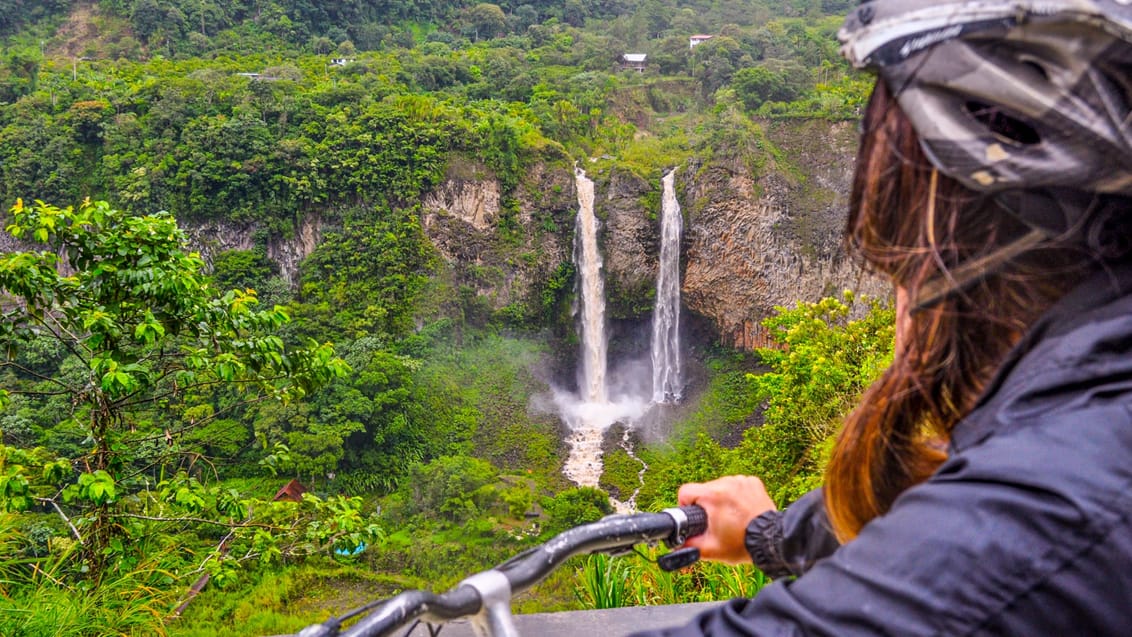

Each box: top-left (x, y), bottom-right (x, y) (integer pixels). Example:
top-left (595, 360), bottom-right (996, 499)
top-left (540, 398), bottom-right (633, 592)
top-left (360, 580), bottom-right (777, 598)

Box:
top-left (616, 427), bottom-right (649, 513)
top-left (561, 419), bottom-right (648, 515)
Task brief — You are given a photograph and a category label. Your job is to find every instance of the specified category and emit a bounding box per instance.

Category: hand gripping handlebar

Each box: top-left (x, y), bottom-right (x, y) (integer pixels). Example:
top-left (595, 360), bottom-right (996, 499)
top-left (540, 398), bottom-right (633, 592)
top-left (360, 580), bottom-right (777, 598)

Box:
top-left (296, 504), bottom-right (708, 637)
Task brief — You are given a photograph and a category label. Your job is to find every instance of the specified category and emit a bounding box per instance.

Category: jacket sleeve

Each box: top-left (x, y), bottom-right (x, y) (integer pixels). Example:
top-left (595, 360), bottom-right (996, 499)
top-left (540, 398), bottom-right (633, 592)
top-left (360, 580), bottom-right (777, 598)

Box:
top-left (744, 488), bottom-right (840, 580)
top-left (627, 404), bottom-right (1132, 637)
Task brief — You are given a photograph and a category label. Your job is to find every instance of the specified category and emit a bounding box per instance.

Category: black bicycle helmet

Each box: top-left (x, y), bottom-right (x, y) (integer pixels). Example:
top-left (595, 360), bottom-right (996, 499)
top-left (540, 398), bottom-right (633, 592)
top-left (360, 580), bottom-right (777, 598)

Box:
top-left (840, 0), bottom-right (1132, 236)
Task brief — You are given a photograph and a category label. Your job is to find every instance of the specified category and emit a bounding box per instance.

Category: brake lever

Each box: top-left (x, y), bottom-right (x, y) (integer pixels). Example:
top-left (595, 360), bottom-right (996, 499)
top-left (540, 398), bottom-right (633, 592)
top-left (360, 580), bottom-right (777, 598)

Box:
top-left (656, 547), bottom-right (701, 572)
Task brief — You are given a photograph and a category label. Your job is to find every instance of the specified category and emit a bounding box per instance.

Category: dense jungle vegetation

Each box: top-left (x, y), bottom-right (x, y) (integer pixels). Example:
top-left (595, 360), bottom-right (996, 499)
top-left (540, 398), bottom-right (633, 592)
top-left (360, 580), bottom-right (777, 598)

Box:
top-left (0, 1), bottom-right (892, 635)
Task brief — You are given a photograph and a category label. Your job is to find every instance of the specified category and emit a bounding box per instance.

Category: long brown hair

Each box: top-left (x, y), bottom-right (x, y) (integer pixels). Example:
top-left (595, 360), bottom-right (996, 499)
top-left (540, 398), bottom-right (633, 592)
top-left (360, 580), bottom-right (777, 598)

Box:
top-left (824, 82), bottom-right (1092, 541)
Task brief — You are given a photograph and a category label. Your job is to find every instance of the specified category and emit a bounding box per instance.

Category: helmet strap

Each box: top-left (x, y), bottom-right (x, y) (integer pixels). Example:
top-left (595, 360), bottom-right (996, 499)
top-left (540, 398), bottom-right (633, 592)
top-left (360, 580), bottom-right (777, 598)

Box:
top-left (912, 187), bottom-right (1132, 309)
top-left (912, 227), bottom-right (1050, 311)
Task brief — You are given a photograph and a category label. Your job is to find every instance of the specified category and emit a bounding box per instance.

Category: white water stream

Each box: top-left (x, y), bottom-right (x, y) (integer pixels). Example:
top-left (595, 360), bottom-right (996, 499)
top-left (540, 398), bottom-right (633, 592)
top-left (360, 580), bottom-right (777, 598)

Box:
top-left (651, 169), bottom-right (684, 403)
top-left (574, 167), bottom-right (608, 405)
top-left (616, 427), bottom-right (649, 512)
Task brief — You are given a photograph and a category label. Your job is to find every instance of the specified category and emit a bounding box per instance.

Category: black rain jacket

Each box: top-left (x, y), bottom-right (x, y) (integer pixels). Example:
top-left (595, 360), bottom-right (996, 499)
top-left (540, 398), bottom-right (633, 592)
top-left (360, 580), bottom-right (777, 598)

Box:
top-left (632, 262), bottom-right (1132, 636)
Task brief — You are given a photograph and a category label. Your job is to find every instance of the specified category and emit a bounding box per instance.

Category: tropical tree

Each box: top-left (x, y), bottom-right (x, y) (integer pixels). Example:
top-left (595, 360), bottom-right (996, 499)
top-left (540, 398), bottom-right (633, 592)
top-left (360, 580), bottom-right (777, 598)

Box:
top-left (0, 199), bottom-right (351, 582)
top-left (466, 3), bottom-right (507, 41)
top-left (731, 62), bottom-right (808, 110)
top-left (731, 292), bottom-right (895, 503)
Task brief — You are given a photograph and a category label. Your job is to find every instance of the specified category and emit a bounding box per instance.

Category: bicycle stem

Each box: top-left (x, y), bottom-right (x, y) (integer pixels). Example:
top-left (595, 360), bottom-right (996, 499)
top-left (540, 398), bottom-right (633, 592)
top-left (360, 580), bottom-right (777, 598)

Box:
top-left (463, 570), bottom-right (520, 637)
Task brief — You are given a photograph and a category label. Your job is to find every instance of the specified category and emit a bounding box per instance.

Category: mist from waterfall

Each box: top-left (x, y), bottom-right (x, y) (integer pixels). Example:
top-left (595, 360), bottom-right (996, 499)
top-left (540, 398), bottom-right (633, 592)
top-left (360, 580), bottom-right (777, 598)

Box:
top-left (651, 168), bottom-right (683, 403)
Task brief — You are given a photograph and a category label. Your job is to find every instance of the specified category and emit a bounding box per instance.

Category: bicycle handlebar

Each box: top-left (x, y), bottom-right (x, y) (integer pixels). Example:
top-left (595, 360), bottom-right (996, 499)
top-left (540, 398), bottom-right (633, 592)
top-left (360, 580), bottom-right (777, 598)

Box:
top-left (297, 504), bottom-right (707, 637)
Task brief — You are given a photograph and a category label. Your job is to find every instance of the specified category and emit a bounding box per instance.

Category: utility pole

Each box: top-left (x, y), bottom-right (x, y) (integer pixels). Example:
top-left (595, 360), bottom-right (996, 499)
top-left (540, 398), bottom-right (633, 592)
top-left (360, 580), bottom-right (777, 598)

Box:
top-left (73, 56), bottom-right (90, 81)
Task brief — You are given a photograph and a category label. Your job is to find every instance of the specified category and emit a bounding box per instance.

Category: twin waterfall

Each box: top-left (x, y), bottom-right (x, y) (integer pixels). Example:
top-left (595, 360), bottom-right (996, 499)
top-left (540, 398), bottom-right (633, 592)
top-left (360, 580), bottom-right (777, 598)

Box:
top-left (558, 167), bottom-right (683, 509)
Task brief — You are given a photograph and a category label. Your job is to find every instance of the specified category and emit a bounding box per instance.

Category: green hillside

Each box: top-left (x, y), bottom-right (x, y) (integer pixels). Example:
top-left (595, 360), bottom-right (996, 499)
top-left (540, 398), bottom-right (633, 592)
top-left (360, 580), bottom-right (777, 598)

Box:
top-left (0, 2), bottom-right (891, 635)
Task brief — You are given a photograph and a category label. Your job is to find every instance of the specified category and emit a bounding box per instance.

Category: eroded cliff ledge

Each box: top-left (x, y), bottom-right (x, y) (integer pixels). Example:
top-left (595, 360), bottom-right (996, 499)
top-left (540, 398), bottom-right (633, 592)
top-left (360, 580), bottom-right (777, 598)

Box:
top-left (185, 214), bottom-right (322, 288)
top-left (681, 120), bottom-right (889, 349)
top-left (165, 119), bottom-right (888, 351)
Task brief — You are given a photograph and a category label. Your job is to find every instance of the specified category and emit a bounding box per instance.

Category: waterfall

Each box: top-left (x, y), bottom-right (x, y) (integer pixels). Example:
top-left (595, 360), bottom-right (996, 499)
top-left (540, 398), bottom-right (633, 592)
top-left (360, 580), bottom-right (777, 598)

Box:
top-left (546, 167), bottom-right (687, 508)
top-left (574, 167), bottom-right (608, 404)
top-left (555, 167), bottom-right (648, 512)
top-left (651, 169), bottom-right (683, 403)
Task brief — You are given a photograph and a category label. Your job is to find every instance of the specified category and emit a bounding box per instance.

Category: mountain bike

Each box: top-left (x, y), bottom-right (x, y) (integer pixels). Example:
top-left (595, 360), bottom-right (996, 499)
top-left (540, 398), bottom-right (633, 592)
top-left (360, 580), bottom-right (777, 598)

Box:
top-left (292, 505), bottom-right (708, 637)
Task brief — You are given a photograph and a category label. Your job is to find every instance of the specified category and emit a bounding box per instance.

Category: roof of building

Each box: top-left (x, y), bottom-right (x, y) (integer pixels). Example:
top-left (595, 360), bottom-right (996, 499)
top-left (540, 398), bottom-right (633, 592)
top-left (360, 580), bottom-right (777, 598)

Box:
top-left (273, 479), bottom-right (308, 502)
top-left (622, 53), bottom-right (647, 62)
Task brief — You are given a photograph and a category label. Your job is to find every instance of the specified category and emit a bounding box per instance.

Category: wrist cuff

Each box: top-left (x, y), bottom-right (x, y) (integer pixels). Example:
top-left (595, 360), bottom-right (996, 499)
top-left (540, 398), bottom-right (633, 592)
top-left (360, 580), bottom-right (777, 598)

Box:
top-left (745, 510), bottom-right (793, 580)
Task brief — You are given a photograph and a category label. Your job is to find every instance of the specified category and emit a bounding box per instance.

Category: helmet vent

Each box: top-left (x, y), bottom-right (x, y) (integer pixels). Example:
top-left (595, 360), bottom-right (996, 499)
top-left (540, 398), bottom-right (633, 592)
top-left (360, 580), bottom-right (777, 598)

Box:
top-left (1095, 60), bottom-right (1132, 120)
top-left (964, 101), bottom-right (1041, 145)
top-left (1020, 60), bottom-right (1048, 82)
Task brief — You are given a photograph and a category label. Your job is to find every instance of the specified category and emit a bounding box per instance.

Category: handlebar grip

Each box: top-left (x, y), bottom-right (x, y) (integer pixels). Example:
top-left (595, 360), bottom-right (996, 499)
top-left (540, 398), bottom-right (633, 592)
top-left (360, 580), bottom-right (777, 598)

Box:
top-left (681, 504), bottom-right (707, 538)
top-left (662, 504), bottom-right (708, 547)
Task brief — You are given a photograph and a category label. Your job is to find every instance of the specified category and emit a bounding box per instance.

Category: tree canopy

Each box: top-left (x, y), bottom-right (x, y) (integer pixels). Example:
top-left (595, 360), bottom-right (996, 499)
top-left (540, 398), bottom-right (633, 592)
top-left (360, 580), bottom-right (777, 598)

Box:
top-left (0, 198), bottom-right (354, 583)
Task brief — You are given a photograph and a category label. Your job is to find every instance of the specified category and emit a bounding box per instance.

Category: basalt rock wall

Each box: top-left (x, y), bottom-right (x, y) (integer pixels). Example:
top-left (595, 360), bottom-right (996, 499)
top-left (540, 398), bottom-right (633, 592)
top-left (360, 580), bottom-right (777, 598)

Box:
top-left (680, 120), bottom-right (890, 349)
top-left (158, 119), bottom-right (887, 352)
top-left (183, 213), bottom-right (322, 287)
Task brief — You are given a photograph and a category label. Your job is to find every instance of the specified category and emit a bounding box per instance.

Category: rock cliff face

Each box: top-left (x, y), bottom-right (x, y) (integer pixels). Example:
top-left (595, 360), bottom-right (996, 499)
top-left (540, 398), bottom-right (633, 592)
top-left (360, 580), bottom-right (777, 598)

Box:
top-left (0, 209), bottom-right (323, 288)
top-left (178, 119), bottom-right (887, 350)
top-left (420, 161), bottom-right (576, 314)
top-left (183, 214), bottom-right (322, 287)
top-left (421, 179), bottom-right (501, 232)
top-left (597, 168), bottom-right (659, 319)
top-left (680, 121), bottom-right (889, 349)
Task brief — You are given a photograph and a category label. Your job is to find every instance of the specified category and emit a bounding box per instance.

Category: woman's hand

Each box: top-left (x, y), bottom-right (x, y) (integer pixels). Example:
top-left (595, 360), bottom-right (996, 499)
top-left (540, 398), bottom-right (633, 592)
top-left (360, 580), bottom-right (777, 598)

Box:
top-left (678, 475), bottom-right (777, 565)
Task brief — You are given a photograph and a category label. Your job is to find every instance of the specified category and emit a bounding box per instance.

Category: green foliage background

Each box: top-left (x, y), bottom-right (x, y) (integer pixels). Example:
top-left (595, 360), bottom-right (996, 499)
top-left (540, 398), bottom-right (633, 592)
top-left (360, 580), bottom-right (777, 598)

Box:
top-left (0, 2), bottom-right (892, 635)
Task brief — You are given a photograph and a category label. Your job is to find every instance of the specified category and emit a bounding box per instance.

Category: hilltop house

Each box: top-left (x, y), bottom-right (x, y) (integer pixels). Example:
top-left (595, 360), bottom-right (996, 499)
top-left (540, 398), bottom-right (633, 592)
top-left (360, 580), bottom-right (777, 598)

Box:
top-left (689, 34), bottom-right (713, 49)
top-left (621, 53), bottom-right (647, 72)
